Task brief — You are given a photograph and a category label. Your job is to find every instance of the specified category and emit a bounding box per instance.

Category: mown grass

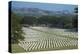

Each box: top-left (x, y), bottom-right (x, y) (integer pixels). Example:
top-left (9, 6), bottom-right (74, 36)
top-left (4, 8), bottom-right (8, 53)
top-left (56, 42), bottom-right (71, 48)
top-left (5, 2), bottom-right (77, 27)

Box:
top-left (11, 44), bottom-right (26, 53)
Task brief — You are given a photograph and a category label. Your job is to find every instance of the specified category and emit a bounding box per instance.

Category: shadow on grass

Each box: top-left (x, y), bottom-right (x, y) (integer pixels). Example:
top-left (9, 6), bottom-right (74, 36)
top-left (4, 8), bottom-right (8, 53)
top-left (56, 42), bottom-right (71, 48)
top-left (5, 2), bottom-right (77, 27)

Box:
top-left (11, 44), bottom-right (26, 53)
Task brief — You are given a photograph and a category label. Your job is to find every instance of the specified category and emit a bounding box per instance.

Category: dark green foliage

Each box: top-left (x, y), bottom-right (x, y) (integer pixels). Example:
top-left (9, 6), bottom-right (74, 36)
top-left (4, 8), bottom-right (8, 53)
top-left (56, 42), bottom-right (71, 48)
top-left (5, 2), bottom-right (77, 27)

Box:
top-left (36, 16), bottom-right (73, 28)
top-left (72, 15), bottom-right (78, 28)
top-left (72, 7), bottom-right (78, 31)
top-left (11, 13), bottom-right (24, 44)
top-left (64, 23), bottom-right (72, 29)
top-left (74, 7), bottom-right (78, 13)
top-left (21, 16), bottom-right (37, 25)
top-left (21, 15), bottom-right (76, 29)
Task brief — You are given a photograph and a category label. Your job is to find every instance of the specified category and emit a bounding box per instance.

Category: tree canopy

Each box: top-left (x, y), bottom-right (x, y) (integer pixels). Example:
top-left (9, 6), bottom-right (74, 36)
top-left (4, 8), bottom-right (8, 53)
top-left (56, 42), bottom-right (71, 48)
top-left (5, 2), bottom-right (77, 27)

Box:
top-left (11, 12), bottom-right (24, 44)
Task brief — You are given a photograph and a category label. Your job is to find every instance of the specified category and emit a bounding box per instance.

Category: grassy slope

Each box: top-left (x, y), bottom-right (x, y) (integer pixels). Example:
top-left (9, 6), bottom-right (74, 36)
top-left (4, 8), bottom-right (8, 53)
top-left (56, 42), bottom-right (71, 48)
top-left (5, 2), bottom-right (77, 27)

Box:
top-left (11, 44), bottom-right (26, 53)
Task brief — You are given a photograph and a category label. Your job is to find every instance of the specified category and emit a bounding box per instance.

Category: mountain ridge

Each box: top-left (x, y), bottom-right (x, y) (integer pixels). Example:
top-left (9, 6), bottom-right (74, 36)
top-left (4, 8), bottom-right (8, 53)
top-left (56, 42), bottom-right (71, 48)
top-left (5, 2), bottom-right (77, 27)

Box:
top-left (12, 7), bottom-right (75, 16)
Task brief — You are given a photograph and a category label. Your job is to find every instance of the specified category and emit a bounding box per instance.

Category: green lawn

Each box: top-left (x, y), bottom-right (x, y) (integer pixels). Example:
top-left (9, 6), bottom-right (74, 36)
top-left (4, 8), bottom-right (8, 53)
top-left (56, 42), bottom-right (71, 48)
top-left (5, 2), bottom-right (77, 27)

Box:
top-left (11, 44), bottom-right (26, 53)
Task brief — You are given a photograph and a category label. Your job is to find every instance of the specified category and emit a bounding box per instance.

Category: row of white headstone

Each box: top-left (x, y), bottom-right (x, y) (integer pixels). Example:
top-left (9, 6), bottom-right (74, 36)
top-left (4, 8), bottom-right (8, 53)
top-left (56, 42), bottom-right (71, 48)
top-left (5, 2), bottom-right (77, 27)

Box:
top-left (18, 37), bottom-right (77, 51)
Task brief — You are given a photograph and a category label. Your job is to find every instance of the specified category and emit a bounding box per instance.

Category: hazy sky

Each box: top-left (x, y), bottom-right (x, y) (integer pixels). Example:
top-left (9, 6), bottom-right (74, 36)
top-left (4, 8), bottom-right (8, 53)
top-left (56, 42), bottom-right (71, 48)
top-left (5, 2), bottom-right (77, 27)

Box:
top-left (11, 1), bottom-right (77, 13)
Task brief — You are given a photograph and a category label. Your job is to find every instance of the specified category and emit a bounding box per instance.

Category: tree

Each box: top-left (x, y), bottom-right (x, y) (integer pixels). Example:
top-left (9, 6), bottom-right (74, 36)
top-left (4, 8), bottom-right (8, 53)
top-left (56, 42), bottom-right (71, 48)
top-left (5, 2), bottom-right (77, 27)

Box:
top-left (22, 16), bottom-right (37, 26)
top-left (72, 7), bottom-right (78, 29)
top-left (11, 12), bottom-right (24, 44)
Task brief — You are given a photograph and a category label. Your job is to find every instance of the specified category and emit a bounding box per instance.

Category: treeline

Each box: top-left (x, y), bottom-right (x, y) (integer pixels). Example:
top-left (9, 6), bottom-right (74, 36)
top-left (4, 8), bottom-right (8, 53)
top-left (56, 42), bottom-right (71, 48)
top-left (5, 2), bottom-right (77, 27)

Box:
top-left (21, 15), bottom-right (77, 29)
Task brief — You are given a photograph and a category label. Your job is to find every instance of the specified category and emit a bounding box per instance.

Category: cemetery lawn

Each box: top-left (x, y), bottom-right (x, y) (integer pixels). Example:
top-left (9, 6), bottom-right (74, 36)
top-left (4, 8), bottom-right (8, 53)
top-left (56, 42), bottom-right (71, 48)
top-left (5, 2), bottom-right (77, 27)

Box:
top-left (11, 44), bottom-right (26, 53)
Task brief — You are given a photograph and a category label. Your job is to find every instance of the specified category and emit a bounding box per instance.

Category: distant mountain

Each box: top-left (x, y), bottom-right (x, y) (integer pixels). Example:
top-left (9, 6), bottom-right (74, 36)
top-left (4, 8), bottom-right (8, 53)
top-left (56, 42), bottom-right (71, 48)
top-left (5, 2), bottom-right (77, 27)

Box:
top-left (12, 7), bottom-right (74, 16)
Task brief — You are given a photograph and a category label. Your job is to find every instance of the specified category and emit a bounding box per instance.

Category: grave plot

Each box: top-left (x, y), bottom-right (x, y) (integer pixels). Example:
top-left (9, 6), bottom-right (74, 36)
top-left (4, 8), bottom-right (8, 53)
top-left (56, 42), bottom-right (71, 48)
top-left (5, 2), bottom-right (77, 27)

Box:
top-left (18, 27), bottom-right (78, 52)
top-left (31, 27), bottom-right (78, 39)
